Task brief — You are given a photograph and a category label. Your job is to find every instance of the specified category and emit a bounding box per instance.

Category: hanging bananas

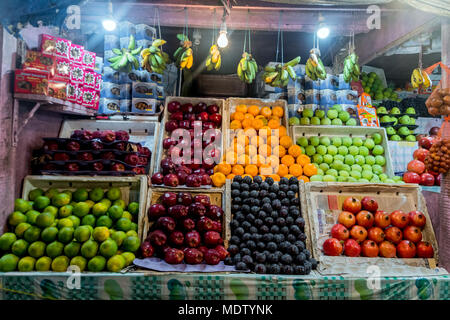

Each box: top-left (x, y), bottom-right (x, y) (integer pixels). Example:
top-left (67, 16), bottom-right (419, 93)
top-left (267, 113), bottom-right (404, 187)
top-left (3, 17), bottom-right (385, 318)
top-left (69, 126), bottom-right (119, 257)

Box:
top-left (108, 35), bottom-right (142, 72)
top-left (411, 68), bottom-right (431, 89)
top-left (140, 39), bottom-right (169, 74)
top-left (343, 53), bottom-right (361, 83)
top-left (173, 34), bottom-right (193, 70)
top-left (237, 52), bottom-right (258, 84)
top-left (305, 49), bottom-right (327, 81)
top-left (206, 45), bottom-right (221, 71)
top-left (262, 56), bottom-right (301, 88)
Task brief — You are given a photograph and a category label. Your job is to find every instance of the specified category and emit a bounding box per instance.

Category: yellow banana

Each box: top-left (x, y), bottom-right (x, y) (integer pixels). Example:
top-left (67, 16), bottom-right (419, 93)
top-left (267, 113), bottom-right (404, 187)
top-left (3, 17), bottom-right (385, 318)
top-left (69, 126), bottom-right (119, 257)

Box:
top-left (421, 69), bottom-right (431, 88)
top-left (214, 55), bottom-right (221, 70)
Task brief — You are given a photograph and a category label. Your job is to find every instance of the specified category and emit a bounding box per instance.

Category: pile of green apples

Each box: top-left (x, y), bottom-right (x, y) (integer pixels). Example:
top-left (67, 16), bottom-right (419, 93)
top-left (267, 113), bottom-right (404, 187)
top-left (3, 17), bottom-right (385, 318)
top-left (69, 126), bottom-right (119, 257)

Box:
top-left (295, 133), bottom-right (402, 183)
top-left (377, 106), bottom-right (417, 142)
top-left (361, 72), bottom-right (400, 102)
top-left (289, 105), bottom-right (358, 127)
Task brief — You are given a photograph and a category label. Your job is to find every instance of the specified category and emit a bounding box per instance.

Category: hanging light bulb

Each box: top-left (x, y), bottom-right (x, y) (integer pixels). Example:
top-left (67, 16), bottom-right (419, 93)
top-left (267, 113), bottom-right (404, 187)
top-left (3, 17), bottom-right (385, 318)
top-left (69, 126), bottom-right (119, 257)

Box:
top-left (217, 20), bottom-right (228, 48)
top-left (316, 13), bottom-right (329, 39)
top-left (102, 1), bottom-right (117, 31)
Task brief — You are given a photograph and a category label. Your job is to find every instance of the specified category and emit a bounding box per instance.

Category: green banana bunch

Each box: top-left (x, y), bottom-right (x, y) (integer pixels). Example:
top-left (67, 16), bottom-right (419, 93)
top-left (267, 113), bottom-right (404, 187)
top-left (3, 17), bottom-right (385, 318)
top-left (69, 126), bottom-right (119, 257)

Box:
top-left (206, 45), bottom-right (221, 71)
top-left (108, 35), bottom-right (142, 72)
top-left (141, 38), bottom-right (168, 74)
top-left (343, 53), bottom-right (361, 83)
top-left (262, 56), bottom-right (301, 88)
top-left (237, 52), bottom-right (258, 84)
top-left (305, 50), bottom-right (327, 81)
top-left (173, 34), bottom-right (193, 70)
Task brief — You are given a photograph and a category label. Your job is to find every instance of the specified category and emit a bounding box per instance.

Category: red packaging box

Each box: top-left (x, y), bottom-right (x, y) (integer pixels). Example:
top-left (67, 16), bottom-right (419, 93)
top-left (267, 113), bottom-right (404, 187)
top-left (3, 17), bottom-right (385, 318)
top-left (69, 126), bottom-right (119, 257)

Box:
top-left (40, 34), bottom-right (57, 55)
top-left (54, 37), bottom-right (71, 59)
top-left (69, 43), bottom-right (84, 64)
top-left (14, 69), bottom-right (48, 95)
top-left (48, 80), bottom-right (67, 100)
top-left (82, 50), bottom-right (96, 70)
top-left (23, 51), bottom-right (55, 75)
top-left (70, 63), bottom-right (85, 84)
top-left (95, 73), bottom-right (102, 91)
top-left (80, 88), bottom-right (98, 108)
top-left (67, 83), bottom-right (81, 103)
top-left (84, 69), bottom-right (97, 89)
top-left (53, 57), bottom-right (70, 81)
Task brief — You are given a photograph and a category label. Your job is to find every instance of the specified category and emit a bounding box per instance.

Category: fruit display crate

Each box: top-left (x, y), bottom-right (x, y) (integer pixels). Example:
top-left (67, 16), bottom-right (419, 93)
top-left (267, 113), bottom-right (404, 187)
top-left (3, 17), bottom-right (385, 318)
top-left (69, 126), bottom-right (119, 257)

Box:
top-left (301, 182), bottom-right (441, 276)
top-left (59, 119), bottom-right (160, 176)
top-left (225, 97), bottom-right (289, 148)
top-left (153, 96), bottom-right (227, 188)
top-left (22, 175), bottom-right (148, 243)
top-left (291, 125), bottom-right (395, 177)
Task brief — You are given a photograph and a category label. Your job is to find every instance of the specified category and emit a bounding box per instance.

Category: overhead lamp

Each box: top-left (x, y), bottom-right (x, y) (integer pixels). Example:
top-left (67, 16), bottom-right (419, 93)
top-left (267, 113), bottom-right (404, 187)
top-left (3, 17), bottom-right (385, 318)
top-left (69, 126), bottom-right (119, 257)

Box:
top-left (102, 1), bottom-right (117, 31)
top-left (316, 13), bottom-right (329, 39)
top-left (217, 20), bottom-right (228, 48)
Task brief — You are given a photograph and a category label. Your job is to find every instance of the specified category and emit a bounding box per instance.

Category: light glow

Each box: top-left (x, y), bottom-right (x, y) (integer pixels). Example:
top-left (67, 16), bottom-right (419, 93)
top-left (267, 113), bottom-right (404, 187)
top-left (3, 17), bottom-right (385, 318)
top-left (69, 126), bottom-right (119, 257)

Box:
top-left (217, 31), bottom-right (228, 48)
top-left (102, 18), bottom-right (117, 31)
top-left (317, 26), bottom-right (330, 39)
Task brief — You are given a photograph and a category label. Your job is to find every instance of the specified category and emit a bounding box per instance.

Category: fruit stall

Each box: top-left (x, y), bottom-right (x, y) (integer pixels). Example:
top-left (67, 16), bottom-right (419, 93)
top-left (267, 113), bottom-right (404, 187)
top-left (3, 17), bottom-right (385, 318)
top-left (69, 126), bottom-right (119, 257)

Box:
top-left (0, 0), bottom-right (450, 301)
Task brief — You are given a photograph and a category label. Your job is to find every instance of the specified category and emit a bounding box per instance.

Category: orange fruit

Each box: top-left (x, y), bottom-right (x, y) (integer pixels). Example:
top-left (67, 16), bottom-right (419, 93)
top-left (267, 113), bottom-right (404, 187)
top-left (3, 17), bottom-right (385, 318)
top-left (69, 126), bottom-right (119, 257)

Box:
top-left (259, 164), bottom-right (273, 176)
top-left (233, 111), bottom-right (245, 122)
top-left (278, 126), bottom-right (287, 137)
top-left (238, 154), bottom-right (251, 165)
top-left (288, 145), bottom-right (302, 157)
top-left (272, 106), bottom-right (284, 118)
top-left (270, 115), bottom-right (281, 122)
top-left (252, 118), bottom-right (264, 130)
top-left (248, 105), bottom-right (260, 116)
top-left (243, 113), bottom-right (254, 120)
top-left (277, 164), bottom-right (289, 177)
top-left (268, 119), bottom-right (280, 129)
top-left (298, 175), bottom-right (310, 183)
top-left (267, 155), bottom-right (280, 168)
top-left (230, 120), bottom-right (242, 130)
top-left (213, 165), bottom-right (219, 173)
top-left (245, 165), bottom-right (259, 177)
top-left (272, 145), bottom-right (286, 158)
top-left (232, 143), bottom-right (245, 155)
top-left (251, 155), bottom-right (266, 167)
top-left (245, 145), bottom-right (258, 157)
top-left (303, 163), bottom-right (318, 177)
top-left (236, 104), bottom-right (248, 113)
top-left (258, 126), bottom-right (271, 138)
top-left (226, 174), bottom-right (236, 180)
top-left (225, 151), bottom-right (237, 165)
top-left (289, 164), bottom-right (303, 177)
top-left (296, 154), bottom-right (311, 166)
top-left (235, 134), bottom-right (249, 146)
top-left (281, 155), bottom-right (295, 167)
top-left (260, 107), bottom-right (272, 118)
top-left (250, 136), bottom-right (264, 147)
top-left (232, 164), bottom-right (245, 176)
top-left (280, 136), bottom-right (293, 149)
top-left (217, 163), bottom-right (231, 175)
top-left (244, 128), bottom-right (257, 137)
top-left (255, 115), bottom-right (268, 126)
top-left (269, 174), bottom-right (281, 182)
top-left (241, 118), bottom-right (253, 129)
top-left (211, 172), bottom-right (226, 187)
top-left (259, 144), bottom-right (271, 157)
top-left (266, 135), bottom-right (279, 148)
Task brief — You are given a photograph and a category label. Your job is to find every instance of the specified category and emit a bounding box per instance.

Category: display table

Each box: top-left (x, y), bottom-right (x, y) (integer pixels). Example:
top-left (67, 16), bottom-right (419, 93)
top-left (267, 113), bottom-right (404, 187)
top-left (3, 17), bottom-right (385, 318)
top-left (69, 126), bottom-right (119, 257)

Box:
top-left (1, 271), bottom-right (449, 300)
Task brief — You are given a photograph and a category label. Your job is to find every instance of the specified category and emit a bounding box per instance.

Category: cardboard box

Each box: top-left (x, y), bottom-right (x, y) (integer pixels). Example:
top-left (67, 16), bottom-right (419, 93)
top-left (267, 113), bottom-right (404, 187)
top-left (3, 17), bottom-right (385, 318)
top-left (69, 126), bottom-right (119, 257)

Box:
top-left (320, 89), bottom-right (338, 105)
top-left (54, 37), bottom-right (71, 59)
top-left (83, 69), bottom-right (97, 89)
top-left (336, 90), bottom-right (358, 104)
top-left (119, 21), bottom-right (136, 37)
top-left (23, 51), bottom-right (55, 74)
top-left (67, 83), bottom-right (81, 104)
top-left (131, 98), bottom-right (156, 113)
top-left (69, 43), bottom-right (84, 64)
top-left (103, 67), bottom-right (120, 83)
top-left (120, 99), bottom-right (131, 112)
top-left (338, 74), bottom-right (352, 90)
top-left (144, 72), bottom-right (163, 84)
top-left (304, 76), bottom-right (321, 90)
top-left (82, 50), bottom-right (96, 70)
top-left (320, 74), bottom-right (339, 90)
top-left (101, 82), bottom-right (122, 99)
top-left (80, 88), bottom-right (98, 108)
top-left (70, 63), bottom-right (85, 85)
top-left (94, 56), bottom-right (103, 74)
top-left (132, 81), bottom-right (157, 98)
top-left (120, 70), bottom-right (144, 84)
top-left (99, 98), bottom-right (122, 114)
top-left (95, 73), bottom-right (102, 91)
top-left (103, 50), bottom-right (115, 67)
top-left (40, 34), bottom-right (57, 55)
top-left (305, 89), bottom-right (320, 104)
top-left (14, 69), bottom-right (48, 95)
top-left (52, 57), bottom-right (70, 81)
top-left (48, 80), bottom-right (67, 100)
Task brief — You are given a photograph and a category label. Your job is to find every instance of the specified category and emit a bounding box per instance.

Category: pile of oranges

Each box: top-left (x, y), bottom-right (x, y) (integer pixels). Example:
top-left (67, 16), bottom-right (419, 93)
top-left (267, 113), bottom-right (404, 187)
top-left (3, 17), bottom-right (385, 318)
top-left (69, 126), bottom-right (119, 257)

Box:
top-left (211, 104), bottom-right (318, 187)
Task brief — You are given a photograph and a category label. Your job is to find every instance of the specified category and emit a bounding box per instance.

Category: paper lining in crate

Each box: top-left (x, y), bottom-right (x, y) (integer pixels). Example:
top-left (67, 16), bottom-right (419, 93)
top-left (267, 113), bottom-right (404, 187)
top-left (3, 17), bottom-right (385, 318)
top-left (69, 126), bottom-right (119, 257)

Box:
top-left (58, 119), bottom-right (160, 178)
top-left (22, 175), bottom-right (148, 242)
top-left (301, 182), bottom-right (446, 277)
top-left (153, 96), bottom-right (227, 189)
top-left (291, 125), bottom-right (395, 177)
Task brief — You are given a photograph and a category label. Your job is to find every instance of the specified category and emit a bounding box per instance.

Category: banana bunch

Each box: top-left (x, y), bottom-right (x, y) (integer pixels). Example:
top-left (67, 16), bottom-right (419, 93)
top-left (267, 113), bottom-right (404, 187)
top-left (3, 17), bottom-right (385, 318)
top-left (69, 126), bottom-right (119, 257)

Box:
top-left (262, 56), bottom-right (301, 88)
top-left (108, 35), bottom-right (142, 72)
top-left (411, 68), bottom-right (431, 88)
top-left (141, 39), bottom-right (169, 74)
top-left (173, 34), bottom-right (193, 70)
top-left (237, 52), bottom-right (258, 84)
top-left (205, 45), bottom-right (221, 71)
top-left (343, 53), bottom-right (360, 83)
top-left (305, 49), bottom-right (327, 81)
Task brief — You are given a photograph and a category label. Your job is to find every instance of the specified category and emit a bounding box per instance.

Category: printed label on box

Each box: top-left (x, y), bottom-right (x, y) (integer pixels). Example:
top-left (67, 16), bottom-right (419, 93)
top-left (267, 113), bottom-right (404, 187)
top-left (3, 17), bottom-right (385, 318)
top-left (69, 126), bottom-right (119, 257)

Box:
top-left (66, 83), bottom-right (78, 102)
top-left (131, 98), bottom-right (156, 113)
top-left (48, 80), bottom-right (67, 100)
top-left (95, 73), bottom-right (102, 91)
top-left (132, 82), bottom-right (156, 98)
top-left (23, 51), bottom-right (55, 74)
top-left (14, 70), bottom-right (49, 95)
top-left (103, 67), bottom-right (120, 83)
top-left (357, 93), bottom-right (379, 127)
top-left (40, 34), bottom-right (57, 55)
top-left (70, 64), bottom-right (85, 84)
top-left (69, 43), bottom-right (84, 63)
top-left (84, 70), bottom-right (97, 89)
top-left (82, 50), bottom-right (96, 70)
top-left (54, 37), bottom-right (71, 59)
top-left (101, 82), bottom-right (122, 99)
top-left (305, 89), bottom-right (320, 104)
top-left (99, 98), bottom-right (121, 114)
top-left (53, 58), bottom-right (70, 81)
top-left (81, 88), bottom-right (97, 108)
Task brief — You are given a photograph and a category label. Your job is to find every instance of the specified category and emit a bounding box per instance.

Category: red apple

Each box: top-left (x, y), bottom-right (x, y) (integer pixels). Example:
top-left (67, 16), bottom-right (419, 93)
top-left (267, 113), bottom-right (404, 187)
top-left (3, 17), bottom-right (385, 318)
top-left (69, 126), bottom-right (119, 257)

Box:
top-left (168, 101), bottom-right (181, 113)
top-left (161, 192), bottom-right (177, 207)
top-left (177, 192), bottom-right (193, 206)
top-left (169, 231), bottom-right (185, 247)
top-left (148, 204), bottom-right (166, 219)
top-left (151, 172), bottom-right (164, 185)
top-left (170, 111), bottom-right (184, 121)
top-left (124, 154), bottom-right (139, 166)
top-left (92, 162), bottom-right (104, 171)
top-left (205, 205), bottom-right (223, 220)
top-left (407, 160), bottom-right (425, 174)
top-left (403, 171), bottom-right (421, 184)
top-left (413, 148), bottom-right (429, 162)
top-left (66, 141), bottom-right (81, 151)
top-left (165, 120), bottom-right (179, 133)
top-left (418, 137), bottom-right (432, 150)
top-left (156, 216), bottom-right (176, 233)
top-left (115, 130), bottom-right (129, 141)
top-left (164, 248), bottom-right (184, 264)
top-left (140, 241), bottom-right (154, 258)
top-left (163, 137), bottom-right (177, 150)
top-left (148, 230), bottom-right (167, 247)
top-left (163, 174), bottom-right (179, 187)
top-left (420, 173), bottom-right (435, 186)
top-left (204, 249), bottom-right (221, 265)
top-left (185, 231), bottom-right (201, 248)
top-left (209, 113), bottom-right (222, 126)
top-left (214, 245), bottom-right (229, 260)
top-left (204, 231), bottom-right (223, 247)
top-left (101, 130), bottom-right (116, 143)
top-left (197, 112), bottom-right (209, 122)
top-left (168, 205), bottom-right (188, 219)
top-left (207, 104), bottom-right (219, 114)
top-left (54, 153), bottom-right (71, 161)
top-left (181, 103), bottom-right (194, 113)
top-left (193, 102), bottom-right (207, 113)
top-left (184, 248), bottom-right (204, 264)
top-left (182, 218), bottom-right (196, 231)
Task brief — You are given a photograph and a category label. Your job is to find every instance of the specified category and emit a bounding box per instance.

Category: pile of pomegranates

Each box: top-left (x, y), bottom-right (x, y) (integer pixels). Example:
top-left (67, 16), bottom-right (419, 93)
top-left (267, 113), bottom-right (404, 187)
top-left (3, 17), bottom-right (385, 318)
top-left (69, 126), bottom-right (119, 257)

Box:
top-left (323, 196), bottom-right (434, 259)
top-left (141, 191), bottom-right (228, 265)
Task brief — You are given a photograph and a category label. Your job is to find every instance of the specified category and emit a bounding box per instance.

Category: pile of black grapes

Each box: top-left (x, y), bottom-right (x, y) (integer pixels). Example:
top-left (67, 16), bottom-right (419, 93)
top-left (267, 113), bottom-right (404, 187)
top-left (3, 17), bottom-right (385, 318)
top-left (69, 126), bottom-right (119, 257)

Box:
top-left (224, 175), bottom-right (317, 275)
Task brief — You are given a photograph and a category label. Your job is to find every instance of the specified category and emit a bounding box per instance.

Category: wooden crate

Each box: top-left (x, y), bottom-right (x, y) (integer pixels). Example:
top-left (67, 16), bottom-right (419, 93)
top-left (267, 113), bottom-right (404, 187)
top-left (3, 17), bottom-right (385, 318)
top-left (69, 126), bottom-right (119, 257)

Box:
top-left (302, 182), bottom-right (440, 276)
top-left (22, 175), bottom-right (148, 242)
top-left (142, 185), bottom-right (230, 248)
top-left (291, 125), bottom-right (395, 177)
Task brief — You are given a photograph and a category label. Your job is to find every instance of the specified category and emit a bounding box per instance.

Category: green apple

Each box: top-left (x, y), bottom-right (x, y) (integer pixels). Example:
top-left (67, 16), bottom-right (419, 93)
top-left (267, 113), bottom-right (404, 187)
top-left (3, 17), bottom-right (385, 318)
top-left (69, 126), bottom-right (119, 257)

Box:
top-left (355, 155), bottom-right (365, 165)
top-left (309, 136), bottom-right (320, 146)
top-left (380, 115), bottom-right (391, 123)
top-left (358, 178), bottom-right (370, 183)
top-left (319, 163), bottom-right (330, 172)
top-left (390, 135), bottom-right (401, 141)
top-left (332, 104), bottom-right (343, 112)
top-left (316, 168), bottom-right (324, 176)
top-left (331, 118), bottom-right (343, 126)
top-left (289, 117), bottom-right (300, 126)
top-left (363, 138), bottom-right (375, 150)
top-left (372, 133), bottom-right (382, 145)
top-left (334, 154), bottom-right (344, 162)
top-left (310, 175), bottom-right (323, 182)
top-left (372, 145), bottom-right (384, 156)
top-left (410, 118), bottom-right (416, 125)
top-left (351, 164), bottom-right (362, 172)
top-left (346, 118), bottom-right (357, 126)
top-left (347, 177), bottom-right (358, 182)
top-left (390, 107), bottom-right (401, 115)
top-left (297, 137), bottom-right (309, 147)
top-left (320, 137), bottom-right (331, 146)
top-left (392, 117), bottom-right (398, 126)
top-left (315, 109), bottom-right (325, 119)
top-left (386, 127), bottom-right (396, 135)
top-left (338, 111), bottom-right (350, 122)
top-left (342, 137), bottom-right (352, 147)
top-left (306, 145), bottom-right (316, 156)
top-left (399, 115), bottom-right (411, 125)
top-left (323, 175), bottom-right (336, 182)
top-left (342, 164), bottom-right (351, 172)
top-left (384, 179), bottom-right (395, 183)
top-left (352, 137), bottom-right (363, 147)
top-left (332, 160), bottom-right (344, 171)
top-left (393, 176), bottom-right (402, 182)
top-left (377, 106), bottom-right (388, 114)
top-left (358, 146), bottom-right (369, 157)
top-left (379, 173), bottom-right (388, 181)
top-left (338, 146), bottom-right (348, 156)
top-left (372, 164), bottom-right (383, 175)
top-left (311, 117), bottom-right (321, 125)
top-left (406, 107), bottom-right (416, 115)
top-left (323, 154), bottom-right (333, 164)
top-left (327, 145), bottom-right (338, 156)
top-left (331, 137), bottom-right (342, 147)
top-left (303, 108), bottom-right (314, 118)
top-left (327, 109), bottom-right (338, 120)
top-left (300, 117), bottom-right (311, 125)
top-left (365, 155), bottom-right (375, 166)
top-left (396, 180), bottom-right (406, 184)
top-left (350, 171), bottom-right (362, 179)
top-left (321, 118), bottom-right (332, 125)
top-left (406, 135), bottom-right (416, 142)
top-left (317, 145), bottom-right (327, 155)
top-left (348, 146), bottom-right (359, 156)
top-left (370, 176), bottom-right (381, 183)
top-left (326, 169), bottom-right (338, 177)
top-left (344, 155), bottom-right (355, 166)
top-left (362, 164), bottom-right (372, 172)
top-left (339, 171), bottom-right (350, 178)
top-left (362, 170), bottom-right (373, 180)
top-left (398, 126), bottom-right (410, 136)
top-left (313, 154), bottom-right (323, 164)
top-left (337, 176), bottom-right (348, 182)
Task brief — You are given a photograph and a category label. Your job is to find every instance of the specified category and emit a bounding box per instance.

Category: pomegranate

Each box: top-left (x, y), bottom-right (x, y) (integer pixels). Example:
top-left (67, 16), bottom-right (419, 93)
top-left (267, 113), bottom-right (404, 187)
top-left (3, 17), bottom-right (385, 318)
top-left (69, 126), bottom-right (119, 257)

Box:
top-left (337, 211), bottom-right (356, 229)
top-left (384, 226), bottom-right (403, 244)
top-left (396, 240), bottom-right (416, 258)
top-left (416, 241), bottom-right (434, 258)
top-left (343, 239), bottom-right (361, 257)
top-left (367, 227), bottom-right (385, 243)
top-left (403, 171), bottom-right (421, 184)
top-left (356, 211), bottom-right (375, 228)
top-left (403, 226), bottom-right (422, 243)
top-left (361, 240), bottom-right (379, 257)
top-left (361, 196), bottom-right (378, 213)
top-left (374, 210), bottom-right (391, 229)
top-left (379, 241), bottom-right (396, 258)
top-left (342, 197), bottom-right (361, 214)
top-left (420, 173), bottom-right (435, 186)
top-left (408, 210), bottom-right (426, 229)
top-left (331, 224), bottom-right (350, 241)
top-left (390, 210), bottom-right (409, 229)
top-left (322, 238), bottom-right (344, 256)
top-left (350, 225), bottom-right (368, 243)
top-left (407, 160), bottom-right (425, 174)
top-left (413, 148), bottom-right (429, 162)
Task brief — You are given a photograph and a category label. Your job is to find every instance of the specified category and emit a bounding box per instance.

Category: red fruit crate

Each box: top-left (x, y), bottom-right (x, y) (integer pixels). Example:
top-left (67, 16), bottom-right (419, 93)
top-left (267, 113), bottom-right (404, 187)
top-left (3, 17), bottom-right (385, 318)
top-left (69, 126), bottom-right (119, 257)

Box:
top-left (301, 182), bottom-right (442, 276)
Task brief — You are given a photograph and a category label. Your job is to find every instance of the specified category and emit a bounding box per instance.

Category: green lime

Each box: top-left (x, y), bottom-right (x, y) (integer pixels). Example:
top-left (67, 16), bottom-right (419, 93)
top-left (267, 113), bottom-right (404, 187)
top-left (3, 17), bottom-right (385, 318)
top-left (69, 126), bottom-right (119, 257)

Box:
top-left (111, 231), bottom-right (126, 246)
top-left (28, 188), bottom-right (44, 201)
top-left (46, 241), bottom-right (64, 258)
top-left (51, 256), bottom-right (69, 272)
top-left (36, 212), bottom-right (55, 228)
top-left (130, 222), bottom-right (138, 232)
top-left (58, 218), bottom-right (74, 228)
top-left (85, 200), bottom-right (95, 209)
top-left (58, 227), bottom-right (74, 244)
top-left (127, 202), bottom-right (139, 216)
top-left (89, 188), bottom-right (104, 202)
top-left (113, 199), bottom-right (126, 210)
top-left (74, 226), bottom-right (92, 242)
top-left (73, 202), bottom-right (90, 218)
top-left (41, 227), bottom-right (59, 243)
top-left (93, 227), bottom-right (110, 242)
top-left (121, 236), bottom-right (140, 253)
top-left (108, 205), bottom-right (123, 220)
top-left (70, 256), bottom-right (87, 272)
top-left (126, 230), bottom-right (138, 238)
top-left (58, 205), bottom-right (73, 218)
top-left (81, 214), bottom-right (96, 227)
top-left (14, 199), bottom-right (32, 213)
top-left (28, 241), bottom-right (46, 258)
top-left (99, 238), bottom-right (118, 258)
top-left (11, 239), bottom-right (29, 257)
top-left (88, 256), bottom-right (106, 272)
top-left (115, 218), bottom-right (132, 232)
top-left (8, 211), bottom-right (27, 227)
top-left (106, 255), bottom-right (126, 272)
top-left (52, 193), bottom-right (71, 207)
top-left (107, 188), bottom-right (122, 201)
top-left (121, 252), bottom-right (135, 266)
top-left (18, 256), bottom-right (36, 272)
top-left (67, 215), bottom-right (80, 228)
top-left (23, 226), bottom-right (41, 243)
top-left (64, 241), bottom-right (81, 258)
top-left (96, 215), bottom-right (113, 228)
top-left (80, 240), bottom-right (98, 259)
top-left (0, 233), bottom-right (17, 251)
top-left (61, 190), bottom-right (73, 200)
top-left (35, 256), bottom-right (52, 271)
top-left (43, 206), bottom-right (58, 217)
top-left (44, 188), bottom-right (59, 199)
top-left (0, 254), bottom-right (19, 272)
top-left (14, 222), bottom-right (31, 238)
top-left (99, 199), bottom-right (112, 209)
top-left (33, 196), bottom-right (50, 210)
top-left (25, 210), bottom-right (40, 224)
top-left (73, 188), bottom-right (89, 202)
top-left (121, 211), bottom-right (133, 221)
top-left (92, 203), bottom-right (108, 217)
